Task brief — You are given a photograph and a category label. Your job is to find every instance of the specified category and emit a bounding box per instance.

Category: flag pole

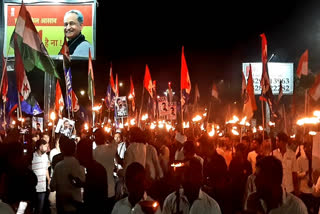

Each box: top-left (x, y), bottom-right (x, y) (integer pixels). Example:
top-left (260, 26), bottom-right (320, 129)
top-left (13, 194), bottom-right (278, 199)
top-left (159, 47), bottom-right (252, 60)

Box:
top-left (138, 87), bottom-right (145, 128)
top-left (64, 73), bottom-right (70, 119)
top-left (207, 98), bottom-right (212, 128)
top-left (3, 101), bottom-right (6, 135)
top-left (181, 89), bottom-right (184, 134)
top-left (261, 100), bottom-right (265, 142)
top-left (91, 80), bottom-right (95, 127)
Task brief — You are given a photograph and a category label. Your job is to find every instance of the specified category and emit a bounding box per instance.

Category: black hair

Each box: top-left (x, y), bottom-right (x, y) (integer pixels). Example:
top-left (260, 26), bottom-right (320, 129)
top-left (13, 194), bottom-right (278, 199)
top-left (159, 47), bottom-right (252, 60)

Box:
top-left (125, 162), bottom-right (145, 182)
top-left (256, 156), bottom-right (283, 186)
top-left (277, 132), bottom-right (288, 143)
top-left (35, 139), bottom-right (47, 150)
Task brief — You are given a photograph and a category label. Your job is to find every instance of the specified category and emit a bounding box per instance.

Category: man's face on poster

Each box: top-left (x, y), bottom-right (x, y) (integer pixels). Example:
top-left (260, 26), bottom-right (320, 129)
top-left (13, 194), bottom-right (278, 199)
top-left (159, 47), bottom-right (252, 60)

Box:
top-left (64, 12), bottom-right (83, 40)
top-left (162, 103), bottom-right (167, 110)
top-left (117, 99), bottom-right (123, 108)
top-left (171, 107), bottom-right (175, 114)
top-left (64, 120), bottom-right (70, 129)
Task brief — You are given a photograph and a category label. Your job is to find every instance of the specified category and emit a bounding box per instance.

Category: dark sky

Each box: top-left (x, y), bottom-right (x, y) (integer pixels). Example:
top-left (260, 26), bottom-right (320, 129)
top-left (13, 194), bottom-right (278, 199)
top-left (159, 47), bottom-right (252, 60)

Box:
top-left (71, 0), bottom-right (320, 106)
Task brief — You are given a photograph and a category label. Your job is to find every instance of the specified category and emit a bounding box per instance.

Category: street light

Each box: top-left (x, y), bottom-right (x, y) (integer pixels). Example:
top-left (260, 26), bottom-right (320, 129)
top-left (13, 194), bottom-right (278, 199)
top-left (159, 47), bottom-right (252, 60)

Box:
top-left (119, 82), bottom-right (123, 87)
top-left (80, 90), bottom-right (85, 96)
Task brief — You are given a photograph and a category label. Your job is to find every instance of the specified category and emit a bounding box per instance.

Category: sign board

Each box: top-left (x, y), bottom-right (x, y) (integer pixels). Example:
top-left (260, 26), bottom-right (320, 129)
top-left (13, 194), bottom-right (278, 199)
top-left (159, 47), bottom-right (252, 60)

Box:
top-left (115, 96), bottom-right (128, 118)
top-left (168, 102), bottom-right (177, 120)
top-left (242, 62), bottom-right (294, 95)
top-left (3, 0), bottom-right (96, 60)
top-left (158, 96), bottom-right (169, 117)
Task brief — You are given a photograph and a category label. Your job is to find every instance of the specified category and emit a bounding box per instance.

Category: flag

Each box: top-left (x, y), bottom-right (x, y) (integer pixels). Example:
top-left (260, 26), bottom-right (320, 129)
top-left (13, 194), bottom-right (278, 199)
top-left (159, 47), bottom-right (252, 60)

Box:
top-left (243, 64), bottom-right (257, 119)
top-left (105, 84), bottom-right (115, 109)
top-left (194, 83), bottom-right (200, 105)
top-left (21, 95), bottom-right (42, 115)
top-left (88, 49), bottom-right (95, 101)
top-left (109, 62), bottom-right (116, 93)
top-left (14, 35), bottom-right (31, 101)
top-left (55, 80), bottom-right (64, 117)
top-left (309, 73), bottom-right (320, 101)
top-left (60, 36), bottom-right (70, 70)
top-left (10, 3), bottom-right (59, 78)
top-left (260, 33), bottom-right (277, 118)
top-left (211, 83), bottom-right (219, 100)
top-left (168, 82), bottom-right (173, 103)
top-left (296, 50), bottom-right (308, 79)
top-left (277, 80), bottom-right (283, 104)
top-left (115, 73), bottom-right (119, 97)
top-left (181, 46), bottom-right (191, 94)
top-left (144, 64), bottom-right (153, 98)
top-left (1, 57), bottom-right (8, 102)
top-left (130, 75), bottom-right (135, 112)
top-left (64, 67), bottom-right (72, 94)
top-left (181, 46), bottom-right (191, 108)
top-left (71, 90), bottom-right (79, 112)
top-left (241, 68), bottom-right (247, 98)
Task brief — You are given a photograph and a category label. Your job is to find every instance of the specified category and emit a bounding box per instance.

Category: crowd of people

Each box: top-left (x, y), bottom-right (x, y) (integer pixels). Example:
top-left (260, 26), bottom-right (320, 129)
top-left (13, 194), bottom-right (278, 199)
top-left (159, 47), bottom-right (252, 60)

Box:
top-left (0, 123), bottom-right (320, 214)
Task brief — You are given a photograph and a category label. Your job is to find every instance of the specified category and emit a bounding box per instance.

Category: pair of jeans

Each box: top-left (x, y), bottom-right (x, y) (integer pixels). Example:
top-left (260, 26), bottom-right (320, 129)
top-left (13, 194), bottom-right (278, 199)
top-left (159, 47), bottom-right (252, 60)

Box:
top-left (35, 192), bottom-right (46, 214)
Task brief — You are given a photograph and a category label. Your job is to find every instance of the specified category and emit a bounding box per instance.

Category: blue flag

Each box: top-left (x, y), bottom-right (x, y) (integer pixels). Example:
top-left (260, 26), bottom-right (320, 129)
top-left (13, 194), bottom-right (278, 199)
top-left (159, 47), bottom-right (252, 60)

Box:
top-left (21, 95), bottom-right (43, 115)
top-left (105, 84), bottom-right (115, 109)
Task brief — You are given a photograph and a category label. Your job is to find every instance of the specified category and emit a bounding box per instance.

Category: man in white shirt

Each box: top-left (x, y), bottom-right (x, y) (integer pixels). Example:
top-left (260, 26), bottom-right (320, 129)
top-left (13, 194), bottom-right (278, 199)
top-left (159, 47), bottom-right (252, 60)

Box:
top-left (247, 137), bottom-right (262, 173)
top-left (272, 132), bottom-right (299, 194)
top-left (163, 159), bottom-right (221, 214)
top-left (31, 139), bottom-right (50, 214)
top-left (246, 156), bottom-right (307, 214)
top-left (112, 162), bottom-right (161, 214)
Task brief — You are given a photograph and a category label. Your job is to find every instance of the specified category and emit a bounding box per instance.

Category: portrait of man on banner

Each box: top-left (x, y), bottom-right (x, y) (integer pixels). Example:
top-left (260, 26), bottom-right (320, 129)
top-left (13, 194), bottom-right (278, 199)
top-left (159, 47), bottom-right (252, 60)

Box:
top-left (158, 96), bottom-right (169, 117)
top-left (115, 96), bottom-right (128, 118)
top-left (168, 103), bottom-right (177, 120)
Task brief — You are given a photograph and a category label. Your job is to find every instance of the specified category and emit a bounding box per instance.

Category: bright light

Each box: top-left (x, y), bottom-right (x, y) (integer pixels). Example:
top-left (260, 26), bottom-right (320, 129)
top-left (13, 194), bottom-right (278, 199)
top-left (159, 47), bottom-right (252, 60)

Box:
top-left (158, 123), bottom-right (164, 129)
top-left (152, 201), bottom-right (159, 208)
top-left (232, 129), bottom-right (239, 136)
top-left (119, 123), bottom-right (124, 129)
top-left (50, 112), bottom-right (56, 121)
top-left (80, 90), bottom-right (85, 96)
top-left (314, 110), bottom-right (320, 117)
top-left (218, 132), bottom-right (223, 136)
top-left (84, 123), bottom-right (89, 131)
top-left (124, 122), bottom-right (129, 127)
top-left (157, 95), bottom-right (160, 99)
top-left (259, 126), bottom-right (263, 131)
top-left (11, 120), bottom-right (16, 125)
top-left (226, 115), bottom-right (239, 124)
top-left (183, 121), bottom-right (190, 128)
top-left (48, 122), bottom-right (53, 126)
top-left (192, 115), bottom-right (202, 122)
top-left (130, 118), bottom-right (136, 126)
top-left (239, 116), bottom-right (247, 125)
top-left (208, 125), bottom-right (215, 137)
top-left (297, 117), bottom-right (320, 126)
top-left (119, 82), bottom-right (123, 87)
top-left (203, 112), bottom-right (207, 117)
top-left (253, 127), bottom-right (257, 133)
top-left (269, 121), bottom-right (275, 127)
top-left (309, 131), bottom-right (317, 136)
top-left (165, 123), bottom-right (172, 131)
top-left (104, 126), bottom-right (111, 133)
top-left (128, 94), bottom-right (133, 100)
top-left (245, 122), bottom-right (250, 127)
top-left (92, 105), bottom-right (102, 111)
top-left (141, 114), bottom-right (148, 121)
top-left (232, 126), bottom-right (237, 130)
top-left (171, 162), bottom-right (184, 168)
top-left (150, 123), bottom-right (156, 129)
top-left (200, 124), bottom-right (205, 131)
top-left (290, 134), bottom-right (296, 139)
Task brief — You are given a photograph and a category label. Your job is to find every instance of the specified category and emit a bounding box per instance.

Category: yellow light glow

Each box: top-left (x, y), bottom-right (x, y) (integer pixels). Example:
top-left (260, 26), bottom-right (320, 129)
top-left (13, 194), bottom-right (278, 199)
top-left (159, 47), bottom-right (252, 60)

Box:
top-left (50, 112), bottom-right (56, 121)
top-left (245, 122), bottom-right (250, 127)
top-left (314, 110), bottom-right (320, 117)
top-left (232, 129), bottom-right (239, 136)
top-left (104, 126), bottom-right (111, 133)
top-left (239, 116), bottom-right (247, 125)
top-left (128, 94), bottom-right (133, 100)
top-left (297, 117), bottom-right (320, 126)
top-left (11, 120), bottom-right (16, 125)
top-left (309, 131), bottom-right (317, 136)
top-left (218, 132), bottom-right (223, 136)
top-left (150, 123), bottom-right (156, 129)
top-left (165, 123), bottom-right (172, 131)
top-left (192, 115), bottom-right (202, 122)
top-left (152, 201), bottom-right (158, 208)
top-left (253, 127), bottom-right (257, 133)
top-left (203, 112), bottom-right (207, 117)
top-left (226, 115), bottom-right (240, 124)
top-left (130, 119), bottom-right (136, 126)
top-left (48, 122), bottom-right (52, 126)
top-left (269, 121), bottom-right (275, 127)
top-left (208, 125), bottom-right (215, 137)
top-left (141, 114), bottom-right (148, 121)
top-left (119, 123), bottom-right (124, 129)
top-left (84, 123), bottom-right (89, 131)
top-left (183, 121), bottom-right (190, 128)
top-left (290, 134), bottom-right (296, 139)
top-left (92, 105), bottom-right (102, 111)
top-left (200, 124), bottom-right (205, 131)
top-left (259, 126), bottom-right (263, 131)
top-left (171, 162), bottom-right (184, 168)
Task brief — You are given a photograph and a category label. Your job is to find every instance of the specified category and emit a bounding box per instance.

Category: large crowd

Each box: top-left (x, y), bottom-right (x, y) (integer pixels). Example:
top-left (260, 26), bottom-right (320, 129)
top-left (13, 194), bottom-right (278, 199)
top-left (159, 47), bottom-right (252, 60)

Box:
top-left (0, 123), bottom-right (320, 214)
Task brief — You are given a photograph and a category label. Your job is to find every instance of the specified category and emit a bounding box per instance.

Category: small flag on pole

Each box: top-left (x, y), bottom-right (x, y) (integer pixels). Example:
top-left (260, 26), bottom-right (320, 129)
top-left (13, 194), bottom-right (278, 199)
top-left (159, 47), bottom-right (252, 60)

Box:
top-left (144, 65), bottom-right (153, 98)
top-left (296, 50), bottom-right (308, 79)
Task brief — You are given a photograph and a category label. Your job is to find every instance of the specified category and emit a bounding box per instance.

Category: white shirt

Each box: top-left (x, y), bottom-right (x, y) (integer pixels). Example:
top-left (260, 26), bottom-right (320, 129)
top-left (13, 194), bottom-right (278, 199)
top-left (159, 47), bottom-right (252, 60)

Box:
top-left (244, 174), bottom-right (256, 210)
top-left (145, 144), bottom-right (163, 180)
top-left (247, 150), bottom-right (258, 173)
top-left (260, 190), bottom-right (308, 214)
top-left (124, 143), bottom-right (147, 169)
top-left (49, 148), bottom-right (60, 163)
top-left (273, 148), bottom-right (298, 193)
top-left (111, 192), bottom-right (161, 214)
top-left (117, 142), bottom-right (126, 159)
top-left (32, 152), bottom-right (49, 192)
top-left (93, 143), bottom-right (118, 198)
top-left (162, 189), bottom-right (221, 214)
top-left (297, 155), bottom-right (313, 194)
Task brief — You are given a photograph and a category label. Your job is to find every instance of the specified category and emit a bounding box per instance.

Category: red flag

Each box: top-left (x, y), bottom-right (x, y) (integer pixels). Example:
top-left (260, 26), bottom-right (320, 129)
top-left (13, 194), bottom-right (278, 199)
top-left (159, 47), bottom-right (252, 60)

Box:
top-left (144, 64), bottom-right (153, 98)
top-left (181, 46), bottom-right (191, 94)
top-left (1, 57), bottom-right (8, 102)
top-left (260, 33), bottom-right (269, 93)
top-left (243, 64), bottom-right (257, 119)
top-left (14, 35), bottom-right (31, 100)
top-left (55, 81), bottom-right (64, 117)
top-left (115, 73), bottom-right (119, 97)
top-left (211, 83), bottom-right (219, 100)
top-left (296, 50), bottom-right (308, 79)
top-left (88, 49), bottom-right (95, 101)
top-left (109, 62), bottom-right (116, 93)
top-left (130, 75), bottom-right (135, 112)
top-left (309, 73), bottom-right (320, 101)
top-left (71, 90), bottom-right (79, 112)
top-left (60, 36), bottom-right (70, 70)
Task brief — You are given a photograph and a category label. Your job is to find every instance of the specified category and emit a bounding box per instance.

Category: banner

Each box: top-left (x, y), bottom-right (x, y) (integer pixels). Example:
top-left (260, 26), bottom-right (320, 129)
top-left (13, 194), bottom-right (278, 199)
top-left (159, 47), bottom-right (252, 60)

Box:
top-left (115, 96), bottom-right (128, 118)
top-left (168, 102), bottom-right (177, 120)
top-left (158, 96), bottom-right (169, 117)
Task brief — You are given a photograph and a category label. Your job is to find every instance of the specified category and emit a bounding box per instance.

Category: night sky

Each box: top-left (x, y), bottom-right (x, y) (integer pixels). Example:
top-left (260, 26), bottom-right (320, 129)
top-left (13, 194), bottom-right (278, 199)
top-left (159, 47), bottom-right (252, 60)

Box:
top-left (63, 1), bottom-right (320, 107)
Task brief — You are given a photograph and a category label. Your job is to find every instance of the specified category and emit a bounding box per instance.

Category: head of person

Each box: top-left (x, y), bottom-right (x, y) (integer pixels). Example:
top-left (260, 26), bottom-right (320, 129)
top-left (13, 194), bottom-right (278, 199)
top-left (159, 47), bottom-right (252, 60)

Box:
top-left (60, 136), bottom-right (76, 157)
top-left (241, 135), bottom-right (250, 147)
top-left (35, 139), bottom-right (49, 154)
top-left (36, 122), bottom-right (41, 130)
top-left (182, 159), bottom-right (203, 198)
top-left (31, 133), bottom-right (40, 143)
top-left (235, 143), bottom-right (247, 159)
top-left (183, 140), bottom-right (196, 160)
top-left (117, 98), bottom-right (123, 108)
top-left (94, 128), bottom-right (107, 145)
top-left (114, 132), bottom-right (122, 144)
top-left (255, 156), bottom-right (283, 199)
top-left (162, 102), bottom-right (166, 110)
top-left (63, 120), bottom-right (70, 130)
top-left (129, 127), bottom-right (144, 143)
top-left (251, 136), bottom-right (262, 151)
top-left (125, 162), bottom-right (146, 201)
top-left (76, 138), bottom-right (93, 167)
top-left (64, 10), bottom-right (84, 40)
top-left (41, 132), bottom-right (50, 144)
top-left (276, 132), bottom-right (288, 151)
